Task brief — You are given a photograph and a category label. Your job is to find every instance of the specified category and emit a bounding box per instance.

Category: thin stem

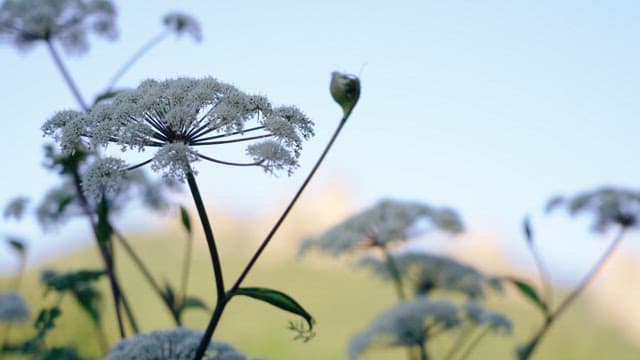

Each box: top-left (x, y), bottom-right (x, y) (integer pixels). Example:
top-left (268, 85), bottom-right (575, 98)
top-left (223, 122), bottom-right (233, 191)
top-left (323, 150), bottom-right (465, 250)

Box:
top-left (457, 326), bottom-right (491, 360)
top-left (180, 231), bottom-right (194, 310)
top-left (381, 246), bottom-right (406, 300)
top-left (519, 227), bottom-right (627, 359)
top-left (185, 171), bottom-right (225, 300)
top-left (443, 325), bottom-right (475, 360)
top-left (70, 170), bottom-right (125, 338)
top-left (527, 238), bottom-right (553, 309)
top-left (192, 133), bottom-right (272, 146)
top-left (418, 341), bottom-right (429, 360)
top-left (194, 114), bottom-right (353, 359)
top-left (45, 39), bottom-right (89, 111)
top-left (196, 153), bottom-right (263, 167)
top-left (104, 31), bottom-right (170, 92)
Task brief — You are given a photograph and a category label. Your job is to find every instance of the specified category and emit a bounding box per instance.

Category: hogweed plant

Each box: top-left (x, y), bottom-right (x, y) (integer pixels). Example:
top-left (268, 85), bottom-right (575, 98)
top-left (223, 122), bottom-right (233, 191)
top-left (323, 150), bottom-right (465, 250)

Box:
top-left (300, 199), bottom-right (512, 359)
top-left (511, 186), bottom-right (639, 359)
top-left (0, 0), bottom-right (361, 358)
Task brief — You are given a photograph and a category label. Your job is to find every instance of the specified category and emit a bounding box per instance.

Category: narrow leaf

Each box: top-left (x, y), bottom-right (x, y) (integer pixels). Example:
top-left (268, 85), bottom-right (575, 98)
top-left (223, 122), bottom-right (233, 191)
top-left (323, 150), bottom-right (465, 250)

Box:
top-left (180, 296), bottom-right (210, 312)
top-left (235, 287), bottom-right (314, 329)
top-left (505, 277), bottom-right (548, 315)
top-left (179, 206), bottom-right (191, 235)
top-left (523, 216), bottom-right (533, 244)
top-left (93, 89), bottom-right (125, 106)
top-left (6, 236), bottom-right (26, 255)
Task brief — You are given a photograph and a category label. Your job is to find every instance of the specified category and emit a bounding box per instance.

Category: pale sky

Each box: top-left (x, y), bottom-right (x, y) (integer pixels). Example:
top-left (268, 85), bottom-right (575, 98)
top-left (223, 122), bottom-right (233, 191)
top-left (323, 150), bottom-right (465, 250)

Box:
top-left (1, 0), bottom-right (639, 280)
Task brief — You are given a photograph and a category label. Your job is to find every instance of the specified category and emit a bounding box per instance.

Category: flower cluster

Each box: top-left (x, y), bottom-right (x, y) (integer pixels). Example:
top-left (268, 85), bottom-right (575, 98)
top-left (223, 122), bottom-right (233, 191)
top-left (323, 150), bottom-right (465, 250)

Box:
top-left (547, 186), bottom-right (640, 231)
top-left (104, 328), bottom-right (249, 360)
top-left (348, 298), bottom-right (460, 359)
top-left (300, 199), bottom-right (464, 255)
top-left (42, 77), bottom-right (314, 188)
top-left (357, 251), bottom-right (501, 299)
top-left (462, 300), bottom-right (512, 334)
top-left (163, 12), bottom-right (201, 42)
top-left (0, 290), bottom-right (30, 322)
top-left (0, 0), bottom-right (117, 53)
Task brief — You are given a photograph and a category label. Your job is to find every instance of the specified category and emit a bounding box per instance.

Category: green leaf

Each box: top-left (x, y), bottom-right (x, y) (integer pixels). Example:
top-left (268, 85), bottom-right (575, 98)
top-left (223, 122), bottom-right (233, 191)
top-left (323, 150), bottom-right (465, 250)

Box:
top-left (162, 283), bottom-right (176, 308)
top-left (6, 236), bottom-right (26, 255)
top-left (505, 277), bottom-right (548, 315)
top-left (34, 307), bottom-right (62, 334)
top-left (180, 296), bottom-right (210, 312)
top-left (72, 285), bottom-right (102, 325)
top-left (234, 287), bottom-right (314, 329)
top-left (92, 89), bottom-right (125, 106)
top-left (41, 269), bottom-right (106, 293)
top-left (523, 216), bottom-right (533, 244)
top-left (179, 206), bottom-right (191, 236)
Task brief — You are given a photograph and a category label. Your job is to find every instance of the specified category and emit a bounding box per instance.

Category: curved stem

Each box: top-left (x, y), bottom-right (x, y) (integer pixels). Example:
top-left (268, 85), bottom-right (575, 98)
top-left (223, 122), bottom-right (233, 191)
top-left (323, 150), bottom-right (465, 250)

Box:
top-left (104, 31), bottom-right (170, 92)
top-left (194, 114), bottom-right (353, 359)
top-left (519, 227), bottom-right (626, 359)
top-left (45, 39), bottom-right (89, 111)
top-left (185, 171), bottom-right (225, 300)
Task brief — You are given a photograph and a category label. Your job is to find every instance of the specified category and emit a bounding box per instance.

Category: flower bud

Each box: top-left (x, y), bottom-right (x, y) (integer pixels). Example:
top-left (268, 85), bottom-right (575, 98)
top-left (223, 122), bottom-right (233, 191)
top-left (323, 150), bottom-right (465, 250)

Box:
top-left (330, 72), bottom-right (360, 117)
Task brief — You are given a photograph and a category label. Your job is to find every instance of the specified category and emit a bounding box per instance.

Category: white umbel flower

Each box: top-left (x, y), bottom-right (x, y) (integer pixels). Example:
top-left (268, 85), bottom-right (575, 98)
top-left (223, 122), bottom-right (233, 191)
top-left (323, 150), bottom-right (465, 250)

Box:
top-left (0, 290), bottom-right (30, 323)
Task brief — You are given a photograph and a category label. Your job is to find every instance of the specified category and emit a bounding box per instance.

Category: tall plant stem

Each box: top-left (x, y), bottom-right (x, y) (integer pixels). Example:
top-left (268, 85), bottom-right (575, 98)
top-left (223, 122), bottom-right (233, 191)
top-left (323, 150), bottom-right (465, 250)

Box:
top-left (70, 170), bottom-right (126, 338)
top-left (45, 39), bottom-right (89, 111)
top-left (180, 232), bottom-right (194, 304)
top-left (113, 230), bottom-right (181, 324)
top-left (381, 246), bottom-right (406, 300)
top-left (418, 342), bottom-right (429, 360)
top-left (104, 31), bottom-right (169, 92)
top-left (185, 171), bottom-right (225, 300)
top-left (194, 114), bottom-right (353, 360)
top-left (457, 326), bottom-right (491, 360)
top-left (520, 227), bottom-right (626, 359)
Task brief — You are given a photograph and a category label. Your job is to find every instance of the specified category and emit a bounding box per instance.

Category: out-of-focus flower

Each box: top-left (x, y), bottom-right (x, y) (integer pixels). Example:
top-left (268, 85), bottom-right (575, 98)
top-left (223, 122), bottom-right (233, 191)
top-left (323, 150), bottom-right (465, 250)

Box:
top-left (163, 12), bottom-right (201, 42)
top-left (42, 77), bottom-right (314, 181)
top-left (0, 0), bottom-right (117, 54)
top-left (300, 199), bottom-right (464, 256)
top-left (0, 290), bottom-right (30, 323)
top-left (358, 250), bottom-right (500, 299)
top-left (348, 298), bottom-right (460, 360)
top-left (463, 300), bottom-right (512, 334)
top-left (547, 186), bottom-right (640, 232)
top-left (3, 196), bottom-right (30, 220)
top-left (104, 327), bottom-right (248, 360)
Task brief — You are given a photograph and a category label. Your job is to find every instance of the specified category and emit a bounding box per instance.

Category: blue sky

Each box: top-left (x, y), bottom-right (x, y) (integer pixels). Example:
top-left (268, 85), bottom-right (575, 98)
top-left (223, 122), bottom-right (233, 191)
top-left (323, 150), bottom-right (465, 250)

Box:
top-left (1, 0), bottom-right (639, 280)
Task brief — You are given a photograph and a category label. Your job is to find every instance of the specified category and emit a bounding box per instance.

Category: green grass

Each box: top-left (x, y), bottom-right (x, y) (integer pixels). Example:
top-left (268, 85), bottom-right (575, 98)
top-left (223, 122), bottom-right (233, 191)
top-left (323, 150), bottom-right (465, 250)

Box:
top-left (2, 230), bottom-right (639, 359)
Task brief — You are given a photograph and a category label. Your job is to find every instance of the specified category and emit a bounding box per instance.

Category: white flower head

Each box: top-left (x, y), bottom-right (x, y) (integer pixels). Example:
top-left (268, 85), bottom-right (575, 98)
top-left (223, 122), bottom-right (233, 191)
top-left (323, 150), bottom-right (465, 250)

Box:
top-left (0, 0), bottom-right (117, 54)
top-left (104, 327), bottom-right (248, 360)
top-left (0, 290), bottom-right (30, 323)
top-left (163, 12), bottom-right (202, 42)
top-left (44, 77), bottom-right (314, 180)
top-left (358, 251), bottom-right (496, 299)
top-left (547, 186), bottom-right (640, 232)
top-left (3, 196), bottom-right (30, 220)
top-left (42, 110), bottom-right (89, 155)
top-left (300, 199), bottom-right (464, 256)
top-left (81, 157), bottom-right (127, 200)
top-left (348, 298), bottom-right (460, 359)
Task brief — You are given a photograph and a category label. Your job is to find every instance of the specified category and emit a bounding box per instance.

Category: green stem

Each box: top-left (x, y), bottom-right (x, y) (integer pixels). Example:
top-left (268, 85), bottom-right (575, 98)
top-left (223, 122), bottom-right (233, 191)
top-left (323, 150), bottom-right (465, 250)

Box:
top-left (519, 227), bottom-right (626, 359)
top-left (180, 231), bottom-right (194, 307)
top-left (457, 326), bottom-right (491, 360)
top-left (527, 235), bottom-right (553, 309)
top-left (381, 246), bottom-right (406, 300)
top-left (418, 342), bottom-right (429, 360)
top-left (113, 229), bottom-right (180, 325)
top-left (443, 324), bottom-right (475, 360)
top-left (70, 170), bottom-right (126, 338)
top-left (185, 171), bottom-right (225, 300)
top-left (104, 31), bottom-right (170, 92)
top-left (45, 39), bottom-right (89, 111)
top-left (194, 113), bottom-right (353, 360)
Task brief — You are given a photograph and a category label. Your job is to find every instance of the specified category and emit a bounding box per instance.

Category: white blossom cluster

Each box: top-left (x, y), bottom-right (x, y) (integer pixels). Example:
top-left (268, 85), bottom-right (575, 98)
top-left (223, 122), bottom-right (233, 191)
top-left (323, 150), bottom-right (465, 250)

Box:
top-left (42, 77), bottom-right (314, 189)
top-left (104, 328), bottom-right (248, 360)
top-left (0, 290), bottom-right (30, 323)
top-left (547, 186), bottom-right (640, 231)
top-left (357, 251), bottom-right (501, 299)
top-left (348, 298), bottom-right (460, 360)
top-left (462, 300), bottom-right (512, 334)
top-left (163, 12), bottom-right (201, 42)
top-left (3, 196), bottom-right (29, 220)
top-left (0, 0), bottom-right (117, 53)
top-left (300, 199), bottom-right (464, 256)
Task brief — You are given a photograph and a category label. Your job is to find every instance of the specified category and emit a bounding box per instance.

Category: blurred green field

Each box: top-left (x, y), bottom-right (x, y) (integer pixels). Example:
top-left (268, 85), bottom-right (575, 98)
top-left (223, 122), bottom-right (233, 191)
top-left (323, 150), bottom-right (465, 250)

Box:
top-left (3, 229), bottom-right (639, 360)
